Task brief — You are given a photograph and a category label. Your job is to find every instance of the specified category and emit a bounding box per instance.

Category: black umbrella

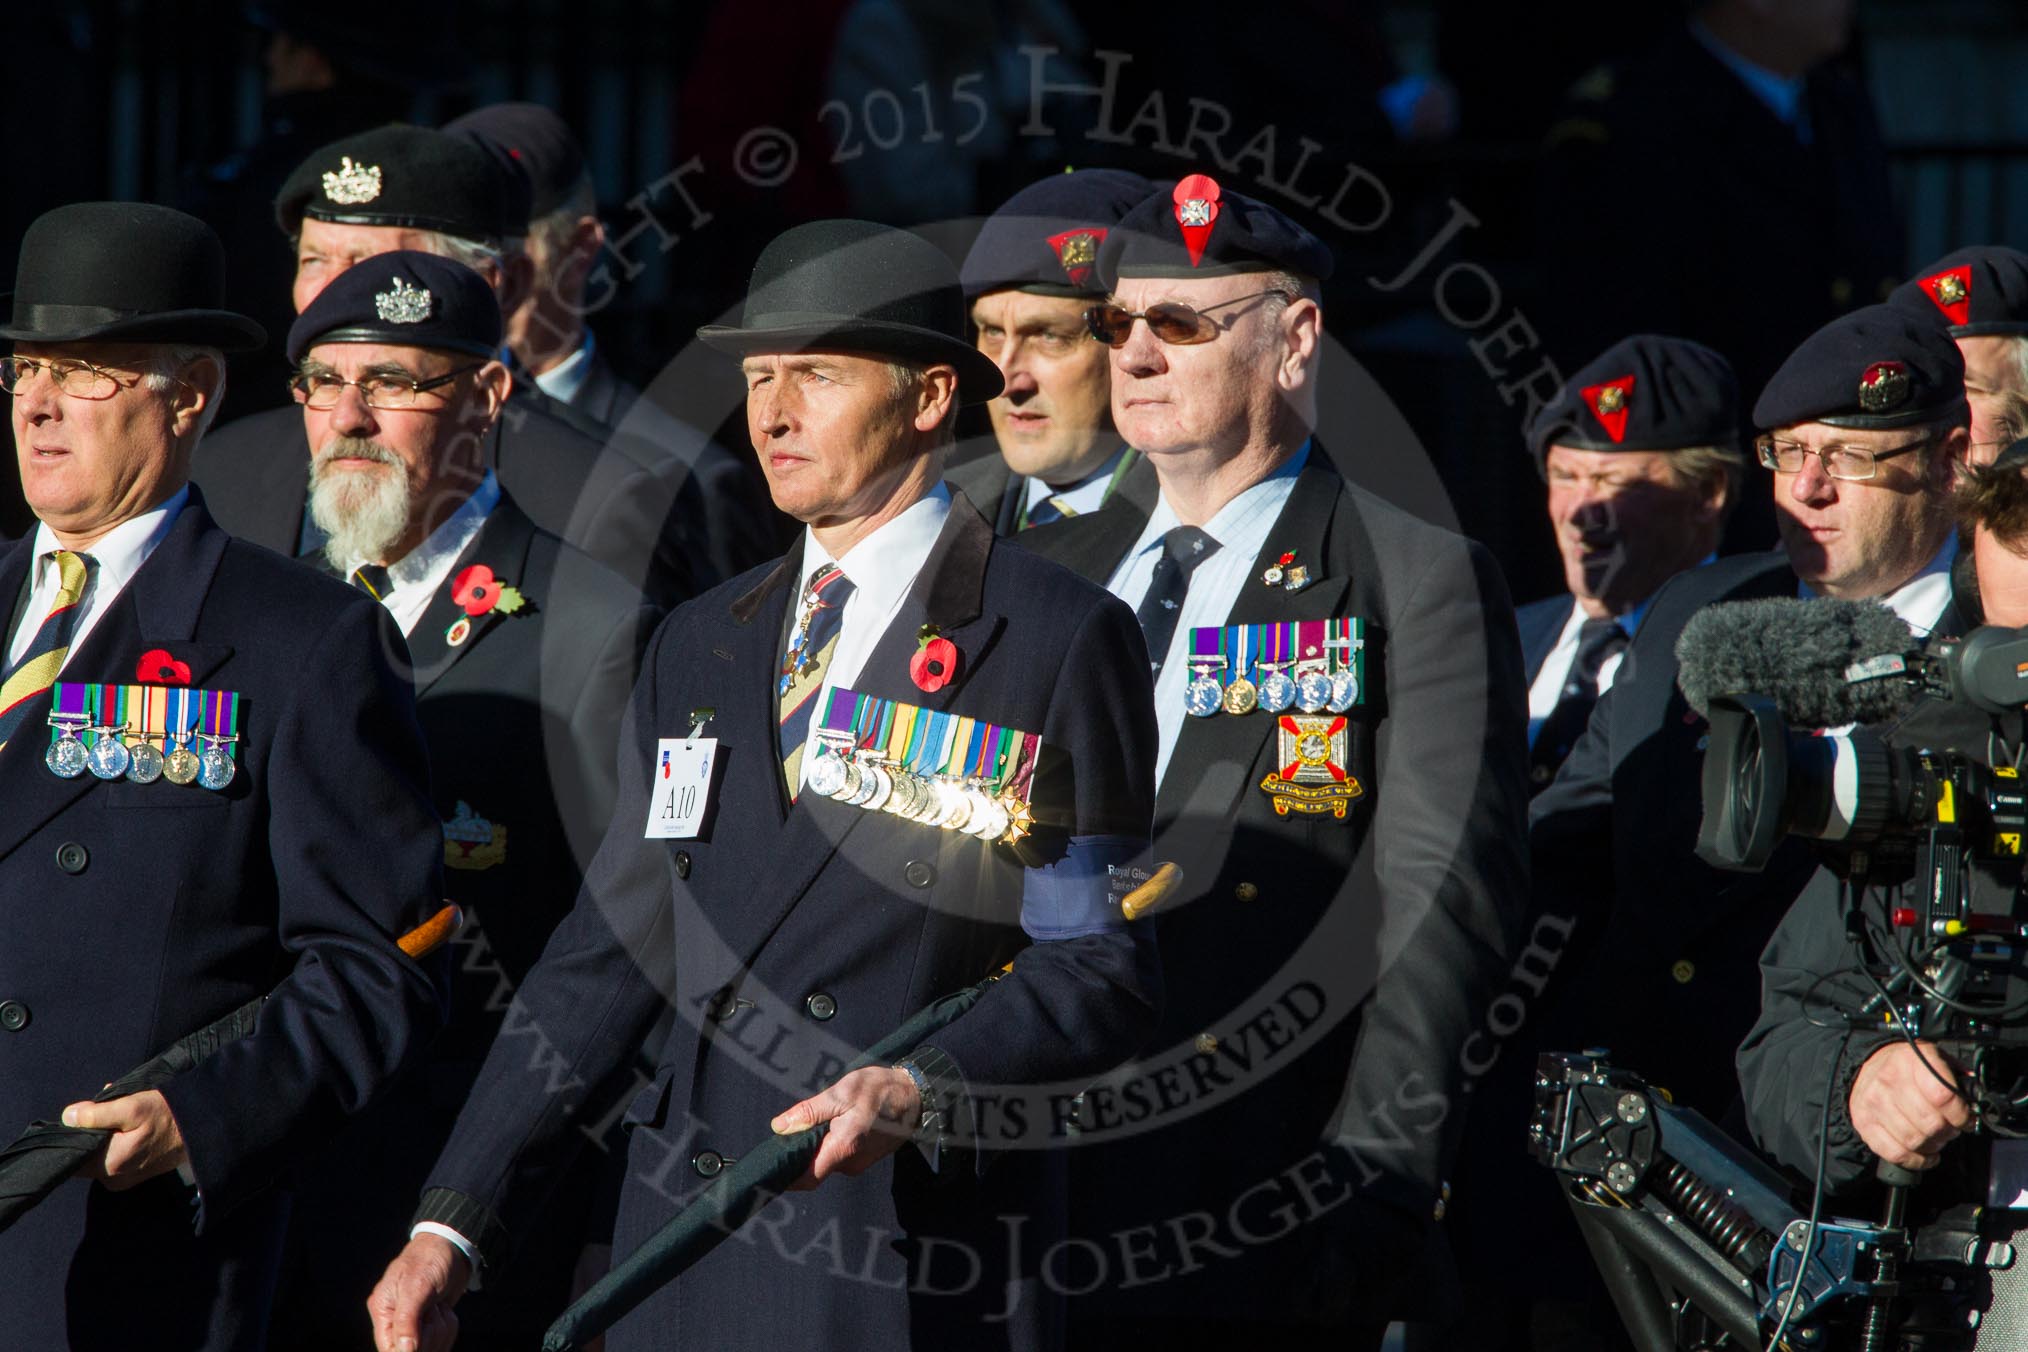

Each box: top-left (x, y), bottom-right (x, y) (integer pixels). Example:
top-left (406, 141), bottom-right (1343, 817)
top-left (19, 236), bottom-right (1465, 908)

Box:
top-left (0, 903), bottom-right (462, 1233)
top-left (542, 863), bottom-right (1184, 1352)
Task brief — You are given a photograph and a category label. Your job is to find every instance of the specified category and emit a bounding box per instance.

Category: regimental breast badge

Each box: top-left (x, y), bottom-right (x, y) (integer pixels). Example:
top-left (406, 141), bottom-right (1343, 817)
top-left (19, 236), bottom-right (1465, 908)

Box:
top-left (1857, 359), bottom-right (1912, 414)
top-left (444, 800), bottom-right (507, 871)
top-left (321, 155), bottom-right (383, 205)
top-left (1259, 714), bottom-right (1363, 819)
top-left (1047, 228), bottom-right (1105, 289)
top-left (375, 276), bottom-right (433, 324)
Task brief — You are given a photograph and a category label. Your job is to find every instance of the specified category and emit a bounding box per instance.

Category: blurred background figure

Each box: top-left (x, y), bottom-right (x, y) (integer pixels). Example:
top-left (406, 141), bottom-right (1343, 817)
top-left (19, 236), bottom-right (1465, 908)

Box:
top-left (1890, 245), bottom-right (2028, 465)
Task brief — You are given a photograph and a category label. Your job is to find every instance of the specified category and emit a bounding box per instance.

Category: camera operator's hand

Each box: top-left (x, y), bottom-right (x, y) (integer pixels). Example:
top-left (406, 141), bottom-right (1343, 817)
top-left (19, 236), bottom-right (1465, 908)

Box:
top-left (1849, 1040), bottom-right (1973, 1171)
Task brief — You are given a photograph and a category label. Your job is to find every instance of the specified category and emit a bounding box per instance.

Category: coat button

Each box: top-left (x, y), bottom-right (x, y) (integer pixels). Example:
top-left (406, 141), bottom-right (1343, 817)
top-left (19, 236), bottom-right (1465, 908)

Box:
top-left (55, 842), bottom-right (88, 875)
top-left (692, 1149), bottom-right (730, 1178)
top-left (674, 850), bottom-right (692, 880)
top-left (1233, 882), bottom-right (1258, 903)
top-left (805, 991), bottom-right (837, 1021)
top-left (1530, 764), bottom-right (1552, 784)
top-left (904, 859), bottom-right (935, 889)
top-left (1194, 1033), bottom-right (1218, 1054)
top-left (706, 987), bottom-right (741, 1022)
top-left (1671, 959), bottom-right (1696, 985)
top-left (0, 1001), bottom-right (28, 1032)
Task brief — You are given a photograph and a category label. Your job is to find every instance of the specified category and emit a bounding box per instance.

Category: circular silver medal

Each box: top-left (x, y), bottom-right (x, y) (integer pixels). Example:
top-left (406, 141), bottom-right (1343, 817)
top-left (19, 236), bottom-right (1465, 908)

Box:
top-left (164, 740), bottom-right (201, 786)
top-left (198, 744), bottom-right (236, 791)
top-left (87, 731), bottom-right (132, 780)
top-left (125, 739), bottom-right (165, 784)
top-left (1258, 669), bottom-right (1296, 714)
top-left (1328, 668), bottom-right (1360, 713)
top-left (1184, 672), bottom-right (1223, 718)
top-left (861, 764), bottom-right (895, 812)
top-left (46, 731), bottom-right (88, 779)
top-left (972, 795), bottom-right (1010, 841)
top-left (1295, 669), bottom-right (1332, 713)
top-left (807, 748), bottom-right (848, 799)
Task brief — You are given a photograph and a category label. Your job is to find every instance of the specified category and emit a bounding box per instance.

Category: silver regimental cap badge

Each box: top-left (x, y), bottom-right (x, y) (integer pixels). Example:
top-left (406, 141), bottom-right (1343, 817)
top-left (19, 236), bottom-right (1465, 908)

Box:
top-left (322, 156), bottom-right (383, 205)
top-left (375, 276), bottom-right (433, 324)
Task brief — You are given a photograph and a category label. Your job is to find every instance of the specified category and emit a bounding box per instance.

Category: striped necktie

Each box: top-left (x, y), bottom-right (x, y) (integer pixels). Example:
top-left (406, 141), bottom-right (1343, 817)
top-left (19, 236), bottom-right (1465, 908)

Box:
top-left (0, 551), bottom-right (94, 752)
top-left (777, 563), bottom-right (856, 797)
top-left (350, 564), bottom-right (393, 600)
top-left (1022, 494), bottom-right (1076, 529)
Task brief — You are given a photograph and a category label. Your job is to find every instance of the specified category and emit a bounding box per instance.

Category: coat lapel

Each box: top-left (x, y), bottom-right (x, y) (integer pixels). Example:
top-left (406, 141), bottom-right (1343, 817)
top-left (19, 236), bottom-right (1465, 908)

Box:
top-left (0, 495), bottom-right (233, 863)
top-left (717, 497), bottom-right (1004, 973)
top-left (400, 500), bottom-right (541, 694)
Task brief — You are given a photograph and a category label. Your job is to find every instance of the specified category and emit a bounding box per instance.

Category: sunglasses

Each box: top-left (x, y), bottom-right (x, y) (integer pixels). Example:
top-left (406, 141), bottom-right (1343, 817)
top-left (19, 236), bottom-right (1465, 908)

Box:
top-left (1084, 288), bottom-right (1292, 348)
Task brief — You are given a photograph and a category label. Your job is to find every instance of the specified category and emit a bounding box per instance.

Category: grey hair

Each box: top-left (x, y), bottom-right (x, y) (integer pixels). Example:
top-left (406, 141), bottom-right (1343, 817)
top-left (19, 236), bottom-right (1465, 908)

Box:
top-left (413, 229), bottom-right (517, 279)
top-left (1659, 443), bottom-right (1747, 509)
top-left (527, 173), bottom-right (600, 265)
top-left (144, 345), bottom-right (228, 438)
top-left (884, 360), bottom-right (956, 448)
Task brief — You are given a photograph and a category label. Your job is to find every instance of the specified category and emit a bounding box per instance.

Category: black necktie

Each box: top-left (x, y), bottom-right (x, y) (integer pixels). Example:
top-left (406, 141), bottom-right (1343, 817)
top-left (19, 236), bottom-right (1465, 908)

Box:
top-left (351, 564), bottom-right (392, 600)
top-left (1529, 616), bottom-right (1627, 792)
top-left (1133, 526), bottom-right (1219, 677)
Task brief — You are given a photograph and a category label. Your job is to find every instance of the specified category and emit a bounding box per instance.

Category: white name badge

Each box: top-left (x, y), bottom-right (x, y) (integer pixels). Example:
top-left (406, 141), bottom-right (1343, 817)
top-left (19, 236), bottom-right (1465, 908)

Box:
top-left (644, 738), bottom-right (717, 839)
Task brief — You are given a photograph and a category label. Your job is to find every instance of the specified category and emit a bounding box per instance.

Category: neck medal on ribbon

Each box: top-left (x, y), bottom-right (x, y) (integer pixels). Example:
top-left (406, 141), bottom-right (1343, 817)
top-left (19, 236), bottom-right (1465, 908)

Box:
top-left (46, 682), bottom-right (243, 792)
top-left (800, 688), bottom-right (1041, 846)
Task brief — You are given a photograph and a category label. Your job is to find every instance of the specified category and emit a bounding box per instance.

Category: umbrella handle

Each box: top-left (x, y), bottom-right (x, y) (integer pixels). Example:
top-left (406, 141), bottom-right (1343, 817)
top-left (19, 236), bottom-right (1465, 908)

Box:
top-left (1120, 862), bottom-right (1183, 922)
top-left (400, 904), bottom-right (463, 959)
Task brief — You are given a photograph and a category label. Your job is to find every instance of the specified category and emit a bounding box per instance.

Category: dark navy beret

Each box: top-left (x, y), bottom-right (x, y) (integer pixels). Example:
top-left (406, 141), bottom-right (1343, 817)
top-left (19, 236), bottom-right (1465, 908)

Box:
top-left (960, 168), bottom-right (1154, 299)
top-left (1889, 245), bottom-right (2028, 339)
top-left (1097, 172), bottom-right (1335, 286)
top-left (443, 102), bottom-right (588, 221)
top-left (286, 251), bottom-right (502, 363)
top-left (275, 124), bottom-right (523, 241)
top-left (1753, 303), bottom-right (1967, 431)
top-left (1527, 334), bottom-right (1739, 464)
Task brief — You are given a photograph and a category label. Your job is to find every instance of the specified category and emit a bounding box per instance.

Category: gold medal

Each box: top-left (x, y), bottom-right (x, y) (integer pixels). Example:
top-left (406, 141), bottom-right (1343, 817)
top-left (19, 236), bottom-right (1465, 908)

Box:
top-left (1220, 675), bottom-right (1258, 715)
top-left (164, 737), bottom-right (201, 786)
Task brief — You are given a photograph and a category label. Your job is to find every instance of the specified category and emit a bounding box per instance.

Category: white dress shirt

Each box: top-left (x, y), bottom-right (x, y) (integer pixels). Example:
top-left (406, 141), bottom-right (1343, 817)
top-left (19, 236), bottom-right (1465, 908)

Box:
top-left (343, 472), bottom-right (501, 639)
top-left (8, 486), bottom-right (188, 670)
top-left (530, 332), bottom-right (596, 407)
top-left (1799, 535), bottom-right (1958, 637)
top-left (1106, 444), bottom-right (1309, 786)
top-left (1525, 554), bottom-right (1715, 748)
top-left (789, 483), bottom-right (953, 791)
top-left (1021, 446), bottom-right (1130, 521)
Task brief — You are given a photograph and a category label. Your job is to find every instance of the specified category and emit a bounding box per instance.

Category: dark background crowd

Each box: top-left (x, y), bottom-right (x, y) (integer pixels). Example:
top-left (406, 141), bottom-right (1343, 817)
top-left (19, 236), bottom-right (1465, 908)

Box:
top-left (5, 0), bottom-right (2024, 599)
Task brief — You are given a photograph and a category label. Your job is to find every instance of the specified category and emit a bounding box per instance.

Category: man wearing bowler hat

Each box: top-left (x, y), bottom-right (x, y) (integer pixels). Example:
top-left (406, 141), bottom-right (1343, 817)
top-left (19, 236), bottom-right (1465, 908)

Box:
top-left (370, 219), bottom-right (1163, 1351)
top-left (1016, 173), bottom-right (1528, 1347)
top-left (0, 202), bottom-right (447, 1349)
top-left (192, 123), bottom-right (713, 609)
top-left (262, 251), bottom-right (659, 1349)
top-left (952, 168), bottom-right (1157, 535)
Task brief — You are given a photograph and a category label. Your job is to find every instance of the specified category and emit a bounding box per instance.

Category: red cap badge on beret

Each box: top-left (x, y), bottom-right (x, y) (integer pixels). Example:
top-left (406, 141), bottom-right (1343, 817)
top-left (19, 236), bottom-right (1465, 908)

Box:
top-left (1047, 228), bottom-right (1105, 288)
top-left (1580, 375), bottom-right (1636, 443)
top-left (1918, 266), bottom-right (1973, 327)
top-left (1858, 360), bottom-right (1912, 414)
top-left (1173, 174), bottom-right (1222, 268)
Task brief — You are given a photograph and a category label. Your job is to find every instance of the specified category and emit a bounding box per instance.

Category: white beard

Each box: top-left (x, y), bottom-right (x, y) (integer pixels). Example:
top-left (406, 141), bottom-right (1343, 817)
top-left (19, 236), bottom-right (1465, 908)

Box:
top-left (310, 438), bottom-right (415, 572)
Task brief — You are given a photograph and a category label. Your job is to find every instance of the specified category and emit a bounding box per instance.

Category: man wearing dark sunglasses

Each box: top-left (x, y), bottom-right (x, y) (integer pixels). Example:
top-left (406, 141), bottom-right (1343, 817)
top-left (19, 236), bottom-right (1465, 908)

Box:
top-left (1022, 174), bottom-right (1529, 1350)
top-left (952, 169), bottom-right (1157, 535)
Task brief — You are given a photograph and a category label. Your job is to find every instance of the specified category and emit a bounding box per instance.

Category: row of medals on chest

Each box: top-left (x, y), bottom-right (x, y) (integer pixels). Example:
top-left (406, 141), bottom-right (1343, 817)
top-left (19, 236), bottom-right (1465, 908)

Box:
top-left (45, 710), bottom-right (237, 790)
top-left (1186, 654), bottom-right (1360, 719)
top-left (805, 736), bottom-right (1025, 844)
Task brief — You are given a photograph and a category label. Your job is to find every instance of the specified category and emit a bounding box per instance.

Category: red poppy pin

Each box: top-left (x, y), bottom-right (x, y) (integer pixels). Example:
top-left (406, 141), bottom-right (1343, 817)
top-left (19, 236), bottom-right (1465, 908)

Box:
top-left (136, 648), bottom-right (192, 685)
top-left (451, 564), bottom-right (527, 618)
top-left (910, 624), bottom-right (959, 694)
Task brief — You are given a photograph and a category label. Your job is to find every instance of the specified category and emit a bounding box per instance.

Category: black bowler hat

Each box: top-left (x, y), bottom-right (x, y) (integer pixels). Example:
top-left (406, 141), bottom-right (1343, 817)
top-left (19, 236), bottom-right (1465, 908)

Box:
top-left (0, 202), bottom-right (266, 352)
top-left (697, 220), bottom-right (1005, 404)
top-left (1754, 303), bottom-right (1967, 431)
top-left (1098, 171), bottom-right (1335, 285)
top-left (961, 168), bottom-right (1154, 300)
top-left (444, 102), bottom-right (588, 221)
top-left (286, 251), bottom-right (501, 363)
top-left (1889, 245), bottom-right (2028, 339)
top-left (1526, 334), bottom-right (1739, 466)
top-left (275, 124), bottom-right (523, 240)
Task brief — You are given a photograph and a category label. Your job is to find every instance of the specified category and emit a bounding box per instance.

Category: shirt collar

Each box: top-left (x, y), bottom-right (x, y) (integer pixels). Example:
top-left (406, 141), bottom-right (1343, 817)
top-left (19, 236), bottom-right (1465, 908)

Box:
top-left (1131, 441), bottom-right (1311, 556)
top-left (1798, 535), bottom-right (1959, 637)
top-left (1689, 18), bottom-right (1808, 131)
top-left (797, 481), bottom-right (953, 610)
top-left (31, 484), bottom-right (189, 592)
top-left (531, 332), bottom-right (595, 406)
top-left (350, 470), bottom-right (501, 587)
top-left (1022, 445), bottom-right (1131, 508)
